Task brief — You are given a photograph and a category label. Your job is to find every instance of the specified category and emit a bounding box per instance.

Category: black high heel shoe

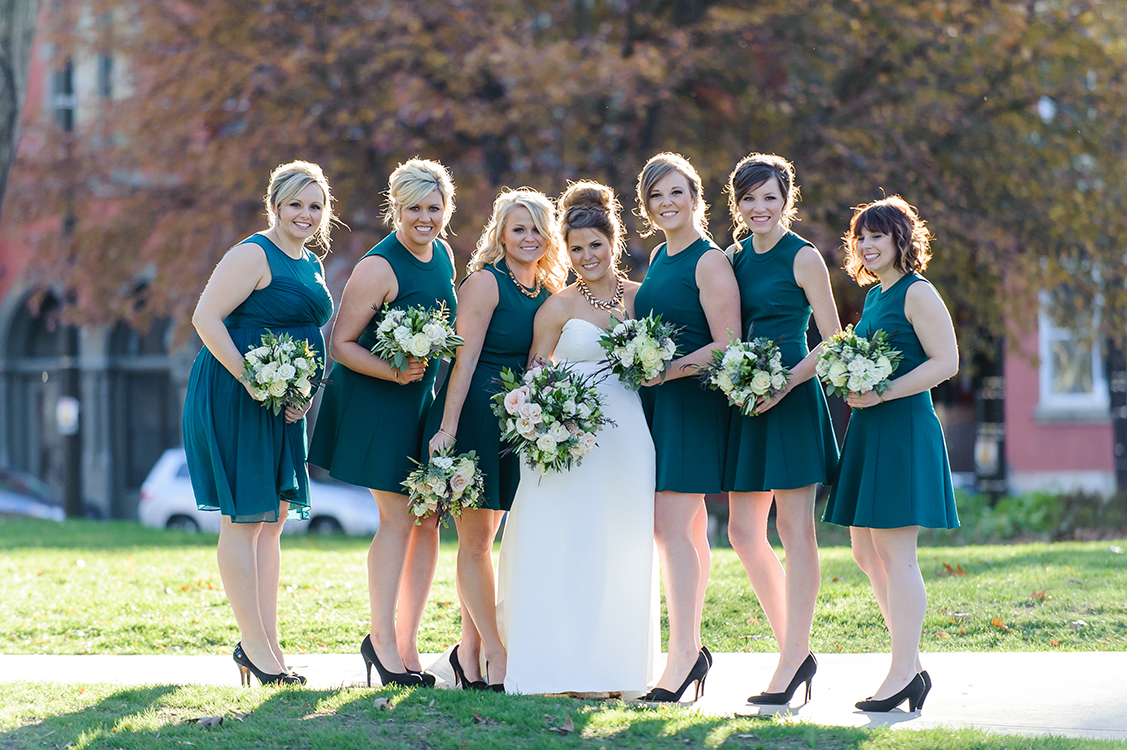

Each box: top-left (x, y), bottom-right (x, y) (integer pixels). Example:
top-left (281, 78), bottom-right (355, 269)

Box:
top-left (855, 673), bottom-right (926, 713)
top-left (233, 643), bottom-right (301, 687)
top-left (747, 652), bottom-right (817, 705)
top-left (701, 645), bottom-right (713, 668)
top-left (449, 644), bottom-right (488, 690)
top-left (917, 670), bottom-right (932, 708)
top-left (360, 635), bottom-right (425, 688)
top-left (485, 660), bottom-right (505, 693)
top-left (639, 651), bottom-right (709, 703)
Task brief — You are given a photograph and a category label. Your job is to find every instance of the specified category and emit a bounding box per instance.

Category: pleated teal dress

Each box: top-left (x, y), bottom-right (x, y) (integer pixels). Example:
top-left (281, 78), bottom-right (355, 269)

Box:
top-left (423, 259), bottom-right (549, 511)
top-left (308, 233), bottom-right (457, 493)
top-left (182, 234), bottom-right (334, 523)
top-left (634, 237), bottom-right (731, 494)
top-left (822, 273), bottom-right (959, 529)
top-left (724, 231), bottom-right (839, 492)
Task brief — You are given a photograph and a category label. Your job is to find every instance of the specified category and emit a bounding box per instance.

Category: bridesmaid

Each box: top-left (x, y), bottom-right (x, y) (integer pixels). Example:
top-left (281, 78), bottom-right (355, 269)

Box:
top-left (183, 160), bottom-right (335, 685)
top-left (633, 153), bottom-right (740, 702)
top-left (822, 195), bottom-right (959, 712)
top-left (308, 159), bottom-right (457, 688)
top-left (721, 154), bottom-right (841, 705)
top-left (426, 189), bottom-right (568, 691)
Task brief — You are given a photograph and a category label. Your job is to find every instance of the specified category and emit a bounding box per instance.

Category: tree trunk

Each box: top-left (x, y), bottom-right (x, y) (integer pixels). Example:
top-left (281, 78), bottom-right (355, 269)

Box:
top-left (0, 0), bottom-right (41, 214)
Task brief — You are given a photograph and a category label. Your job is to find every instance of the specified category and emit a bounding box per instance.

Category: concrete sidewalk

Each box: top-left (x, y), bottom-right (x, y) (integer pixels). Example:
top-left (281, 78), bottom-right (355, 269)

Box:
top-left (2, 651), bottom-right (1124, 741)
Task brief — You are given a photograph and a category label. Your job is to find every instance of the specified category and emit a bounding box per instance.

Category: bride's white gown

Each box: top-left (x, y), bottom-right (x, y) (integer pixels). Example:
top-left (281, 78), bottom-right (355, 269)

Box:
top-left (496, 318), bottom-right (659, 695)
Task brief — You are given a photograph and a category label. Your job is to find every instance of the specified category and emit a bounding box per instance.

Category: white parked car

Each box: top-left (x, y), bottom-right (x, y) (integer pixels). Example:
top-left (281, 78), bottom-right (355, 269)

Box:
top-left (139, 448), bottom-right (379, 536)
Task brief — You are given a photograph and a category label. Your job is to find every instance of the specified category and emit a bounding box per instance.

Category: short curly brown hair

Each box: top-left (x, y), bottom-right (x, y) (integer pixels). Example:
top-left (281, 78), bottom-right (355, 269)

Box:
top-left (843, 195), bottom-right (933, 285)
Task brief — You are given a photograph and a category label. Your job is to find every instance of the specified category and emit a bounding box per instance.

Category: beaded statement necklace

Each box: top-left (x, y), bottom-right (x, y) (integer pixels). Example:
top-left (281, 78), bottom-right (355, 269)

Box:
top-left (577, 276), bottom-right (625, 312)
top-left (507, 268), bottom-right (542, 299)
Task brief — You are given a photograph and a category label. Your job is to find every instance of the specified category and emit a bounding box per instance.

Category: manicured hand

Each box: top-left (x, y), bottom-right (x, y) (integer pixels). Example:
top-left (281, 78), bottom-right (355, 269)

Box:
top-left (394, 358), bottom-right (427, 384)
top-left (428, 429), bottom-right (455, 456)
top-left (284, 400), bottom-right (312, 424)
top-left (846, 390), bottom-right (883, 409)
top-left (753, 386), bottom-right (790, 415)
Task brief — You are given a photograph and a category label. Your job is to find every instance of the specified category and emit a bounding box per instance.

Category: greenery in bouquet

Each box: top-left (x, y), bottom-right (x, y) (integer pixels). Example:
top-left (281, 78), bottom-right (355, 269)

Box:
top-left (698, 332), bottom-right (790, 416)
top-left (400, 445), bottom-right (484, 526)
top-left (597, 314), bottom-right (680, 391)
top-left (491, 362), bottom-right (611, 475)
top-left (371, 302), bottom-right (463, 371)
top-left (241, 331), bottom-right (324, 415)
top-left (815, 324), bottom-right (903, 398)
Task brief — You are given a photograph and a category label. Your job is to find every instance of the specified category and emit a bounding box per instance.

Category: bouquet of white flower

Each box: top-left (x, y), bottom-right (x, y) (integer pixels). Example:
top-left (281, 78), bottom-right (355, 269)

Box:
top-left (597, 314), bottom-right (679, 391)
top-left (241, 331), bottom-right (324, 415)
top-left (698, 333), bottom-right (790, 416)
top-left (400, 445), bottom-right (484, 526)
top-left (371, 302), bottom-right (463, 371)
top-left (491, 362), bottom-right (612, 475)
top-left (815, 325), bottom-right (903, 398)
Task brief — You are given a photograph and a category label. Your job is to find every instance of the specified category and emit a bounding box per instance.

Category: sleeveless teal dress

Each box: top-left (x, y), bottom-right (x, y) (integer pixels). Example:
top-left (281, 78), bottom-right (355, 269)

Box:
top-left (724, 232), bottom-right (839, 492)
top-left (634, 237), bottom-right (731, 494)
top-left (308, 233), bottom-right (457, 493)
top-left (424, 259), bottom-right (549, 511)
top-left (822, 273), bottom-right (959, 529)
top-left (183, 234), bottom-right (334, 523)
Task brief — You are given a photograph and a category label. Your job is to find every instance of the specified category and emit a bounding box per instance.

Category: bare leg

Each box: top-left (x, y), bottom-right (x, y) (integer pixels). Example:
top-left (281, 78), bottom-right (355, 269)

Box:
top-left (766, 485), bottom-right (820, 691)
top-left (727, 491), bottom-right (787, 644)
top-left (396, 521), bottom-right (440, 671)
top-left (868, 526), bottom-right (926, 699)
top-left (257, 501), bottom-right (289, 667)
top-left (366, 489), bottom-right (415, 672)
top-left (455, 508), bottom-right (506, 684)
top-left (217, 517), bottom-right (285, 674)
top-left (653, 490), bottom-right (703, 691)
top-left (691, 500), bottom-right (711, 650)
top-left (851, 527), bottom-right (923, 672)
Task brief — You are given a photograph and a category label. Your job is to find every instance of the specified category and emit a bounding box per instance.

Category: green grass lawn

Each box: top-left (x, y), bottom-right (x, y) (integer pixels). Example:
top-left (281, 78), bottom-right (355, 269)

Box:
top-left (2, 516), bottom-right (1125, 656)
top-left (2, 682), bottom-right (1127, 750)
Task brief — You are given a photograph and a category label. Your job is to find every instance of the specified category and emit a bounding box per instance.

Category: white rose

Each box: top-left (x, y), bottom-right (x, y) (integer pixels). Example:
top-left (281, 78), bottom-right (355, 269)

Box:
top-left (578, 432), bottom-right (597, 454)
top-left (616, 347), bottom-right (634, 367)
top-left (393, 326), bottom-right (411, 344)
top-left (433, 456), bottom-right (454, 471)
top-left (536, 435), bottom-right (558, 453)
top-left (576, 402), bottom-right (592, 419)
top-left (427, 476), bottom-right (447, 497)
top-left (613, 323), bottom-right (627, 337)
top-left (406, 332), bottom-right (430, 358)
top-left (662, 339), bottom-right (676, 357)
top-left (770, 372), bottom-right (786, 391)
top-left (749, 370), bottom-right (773, 396)
top-left (639, 343), bottom-right (663, 371)
top-left (295, 378), bottom-right (312, 398)
top-left (277, 363), bottom-right (296, 381)
top-left (519, 403), bottom-right (543, 423)
top-left (294, 357), bottom-right (309, 372)
top-left (516, 417), bottom-right (537, 438)
top-left (875, 355), bottom-right (893, 379)
top-left (715, 370), bottom-right (734, 393)
top-left (256, 363), bottom-right (277, 384)
top-left (562, 400), bottom-right (577, 415)
top-left (722, 350), bottom-right (742, 370)
top-left (828, 361), bottom-right (849, 387)
top-left (252, 387), bottom-right (269, 402)
top-left (548, 422), bottom-right (570, 442)
top-left (268, 380), bottom-right (288, 398)
top-left (423, 323), bottom-right (446, 343)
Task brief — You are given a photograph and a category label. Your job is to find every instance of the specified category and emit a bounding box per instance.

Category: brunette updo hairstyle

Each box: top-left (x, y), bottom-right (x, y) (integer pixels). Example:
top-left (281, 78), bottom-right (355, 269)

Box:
top-left (843, 195), bottom-right (934, 285)
top-left (727, 153), bottom-right (799, 242)
top-left (558, 181), bottom-right (626, 268)
top-left (635, 152), bottom-right (709, 238)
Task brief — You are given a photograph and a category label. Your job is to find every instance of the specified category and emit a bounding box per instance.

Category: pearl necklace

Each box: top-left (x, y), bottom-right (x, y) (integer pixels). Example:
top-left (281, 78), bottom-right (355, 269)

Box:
top-left (577, 276), bottom-right (625, 311)
top-left (508, 268), bottom-right (542, 299)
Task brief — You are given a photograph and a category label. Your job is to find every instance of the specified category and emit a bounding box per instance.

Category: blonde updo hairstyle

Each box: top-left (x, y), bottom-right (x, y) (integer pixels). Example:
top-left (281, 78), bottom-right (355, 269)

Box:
top-left (843, 195), bottom-right (934, 286)
top-left (468, 188), bottom-right (568, 293)
top-left (382, 158), bottom-right (456, 237)
top-left (558, 180), bottom-right (626, 270)
top-left (265, 160), bottom-right (336, 254)
top-left (635, 152), bottom-right (710, 239)
top-left (727, 153), bottom-right (800, 242)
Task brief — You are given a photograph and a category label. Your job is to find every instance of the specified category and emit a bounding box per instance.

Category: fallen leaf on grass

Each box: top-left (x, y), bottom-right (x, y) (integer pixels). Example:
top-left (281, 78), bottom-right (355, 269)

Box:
top-left (472, 712), bottom-right (498, 725)
top-left (186, 716), bottom-right (223, 729)
top-left (373, 698), bottom-right (390, 710)
top-left (1049, 640), bottom-right (1061, 646)
top-left (940, 563), bottom-right (968, 577)
top-left (991, 616), bottom-right (1011, 632)
top-left (546, 715), bottom-right (574, 734)
top-left (934, 631), bottom-right (951, 639)
top-left (1030, 589), bottom-right (1051, 600)
top-left (745, 616), bottom-right (759, 624)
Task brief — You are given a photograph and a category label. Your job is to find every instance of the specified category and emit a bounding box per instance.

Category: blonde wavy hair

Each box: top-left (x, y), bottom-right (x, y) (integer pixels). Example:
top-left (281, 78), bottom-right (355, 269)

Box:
top-left (843, 195), bottom-right (934, 286)
top-left (264, 160), bottom-right (336, 254)
top-left (635, 152), bottom-right (710, 239)
top-left (382, 158), bottom-right (456, 237)
top-left (468, 188), bottom-right (568, 293)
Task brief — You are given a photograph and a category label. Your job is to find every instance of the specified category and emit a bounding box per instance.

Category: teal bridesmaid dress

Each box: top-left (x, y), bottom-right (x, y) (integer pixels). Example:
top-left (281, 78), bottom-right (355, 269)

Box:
top-left (822, 273), bottom-right (959, 529)
top-left (182, 234), bottom-right (334, 522)
top-left (634, 237), bottom-right (731, 494)
top-left (308, 233), bottom-right (457, 493)
top-left (724, 231), bottom-right (839, 492)
top-left (424, 259), bottom-right (549, 511)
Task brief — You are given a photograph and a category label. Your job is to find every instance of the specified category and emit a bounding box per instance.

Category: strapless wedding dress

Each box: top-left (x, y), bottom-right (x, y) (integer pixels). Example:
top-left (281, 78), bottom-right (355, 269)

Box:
top-left (496, 318), bottom-right (659, 695)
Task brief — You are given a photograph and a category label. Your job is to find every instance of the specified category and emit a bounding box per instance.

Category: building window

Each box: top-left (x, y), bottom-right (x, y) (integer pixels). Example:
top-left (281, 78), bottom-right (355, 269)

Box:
top-left (52, 58), bottom-right (76, 131)
top-left (98, 54), bottom-right (113, 99)
top-left (1038, 291), bottom-right (1109, 417)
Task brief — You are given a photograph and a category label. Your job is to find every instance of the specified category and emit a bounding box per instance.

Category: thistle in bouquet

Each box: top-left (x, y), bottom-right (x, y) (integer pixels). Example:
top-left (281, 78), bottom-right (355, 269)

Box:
top-left (491, 362), bottom-right (612, 475)
top-left (815, 324), bottom-right (902, 398)
top-left (241, 330), bottom-right (325, 416)
top-left (698, 332), bottom-right (790, 416)
top-left (370, 301), bottom-right (463, 372)
top-left (597, 314), bottom-right (680, 391)
top-left (400, 445), bottom-right (484, 526)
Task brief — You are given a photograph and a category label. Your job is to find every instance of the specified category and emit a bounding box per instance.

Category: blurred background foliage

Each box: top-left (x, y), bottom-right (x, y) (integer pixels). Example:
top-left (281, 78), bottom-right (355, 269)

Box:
top-left (9, 0), bottom-right (1127, 363)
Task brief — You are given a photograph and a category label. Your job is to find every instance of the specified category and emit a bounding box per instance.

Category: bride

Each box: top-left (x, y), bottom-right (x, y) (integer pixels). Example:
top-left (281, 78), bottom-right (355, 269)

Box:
top-left (496, 181), bottom-right (659, 695)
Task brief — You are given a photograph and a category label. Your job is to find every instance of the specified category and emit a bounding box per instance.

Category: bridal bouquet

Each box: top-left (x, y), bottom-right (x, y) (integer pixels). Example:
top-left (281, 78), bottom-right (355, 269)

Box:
top-left (698, 333), bottom-right (790, 416)
top-left (371, 302), bottom-right (463, 371)
top-left (242, 331), bottom-right (323, 415)
top-left (598, 315), bottom-right (679, 390)
top-left (401, 445), bottom-right (484, 525)
top-left (815, 325), bottom-right (902, 398)
top-left (491, 362), bottom-right (611, 475)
